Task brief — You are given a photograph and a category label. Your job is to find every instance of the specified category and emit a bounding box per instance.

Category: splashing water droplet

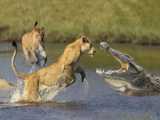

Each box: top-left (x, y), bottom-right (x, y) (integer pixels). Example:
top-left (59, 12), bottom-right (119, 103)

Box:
top-left (39, 85), bottom-right (66, 101)
top-left (10, 78), bottom-right (24, 103)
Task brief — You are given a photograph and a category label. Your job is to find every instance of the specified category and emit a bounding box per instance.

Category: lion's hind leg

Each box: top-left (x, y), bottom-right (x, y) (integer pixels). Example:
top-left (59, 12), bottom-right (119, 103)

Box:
top-left (22, 77), bottom-right (40, 102)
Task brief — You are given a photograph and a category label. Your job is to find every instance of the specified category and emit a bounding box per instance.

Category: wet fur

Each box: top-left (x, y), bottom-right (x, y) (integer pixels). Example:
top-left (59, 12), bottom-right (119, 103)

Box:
top-left (21, 21), bottom-right (46, 66)
top-left (11, 36), bottom-right (95, 102)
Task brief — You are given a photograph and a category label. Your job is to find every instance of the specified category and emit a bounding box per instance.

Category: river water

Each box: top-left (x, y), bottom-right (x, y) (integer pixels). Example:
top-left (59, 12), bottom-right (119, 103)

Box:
top-left (0, 43), bottom-right (160, 120)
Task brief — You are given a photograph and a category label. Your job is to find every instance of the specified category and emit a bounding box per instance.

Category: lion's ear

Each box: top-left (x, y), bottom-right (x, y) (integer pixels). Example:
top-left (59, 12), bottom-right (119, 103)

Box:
top-left (34, 21), bottom-right (38, 27)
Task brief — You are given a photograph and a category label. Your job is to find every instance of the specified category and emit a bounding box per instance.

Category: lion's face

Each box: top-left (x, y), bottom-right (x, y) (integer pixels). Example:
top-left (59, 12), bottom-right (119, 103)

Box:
top-left (80, 36), bottom-right (96, 57)
top-left (33, 27), bottom-right (45, 43)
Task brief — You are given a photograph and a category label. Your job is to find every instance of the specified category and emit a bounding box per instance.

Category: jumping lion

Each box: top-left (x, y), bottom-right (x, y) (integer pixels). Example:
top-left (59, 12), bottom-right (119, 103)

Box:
top-left (11, 36), bottom-right (96, 102)
top-left (21, 21), bottom-right (47, 67)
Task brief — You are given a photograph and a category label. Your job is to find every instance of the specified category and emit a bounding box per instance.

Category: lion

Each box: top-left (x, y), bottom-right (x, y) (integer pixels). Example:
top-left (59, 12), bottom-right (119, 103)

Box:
top-left (0, 78), bottom-right (14, 89)
top-left (11, 36), bottom-right (96, 102)
top-left (21, 21), bottom-right (47, 68)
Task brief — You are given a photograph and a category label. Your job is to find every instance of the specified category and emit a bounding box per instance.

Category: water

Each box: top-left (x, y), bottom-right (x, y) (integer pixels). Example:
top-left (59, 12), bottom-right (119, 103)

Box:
top-left (0, 43), bottom-right (160, 120)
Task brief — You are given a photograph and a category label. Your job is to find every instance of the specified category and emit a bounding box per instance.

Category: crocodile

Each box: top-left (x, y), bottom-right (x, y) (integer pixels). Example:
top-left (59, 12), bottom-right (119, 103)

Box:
top-left (97, 69), bottom-right (160, 96)
top-left (97, 41), bottom-right (160, 96)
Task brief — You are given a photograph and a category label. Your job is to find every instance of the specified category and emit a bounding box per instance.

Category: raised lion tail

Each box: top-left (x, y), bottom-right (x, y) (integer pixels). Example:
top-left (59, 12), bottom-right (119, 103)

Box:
top-left (11, 41), bottom-right (26, 79)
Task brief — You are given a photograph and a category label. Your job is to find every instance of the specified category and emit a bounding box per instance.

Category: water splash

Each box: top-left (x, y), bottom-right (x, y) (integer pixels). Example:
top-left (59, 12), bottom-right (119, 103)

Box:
top-left (39, 85), bottom-right (66, 101)
top-left (96, 68), bottom-right (118, 76)
top-left (80, 78), bottom-right (89, 100)
top-left (10, 78), bottom-right (24, 103)
top-left (10, 64), bottom-right (38, 103)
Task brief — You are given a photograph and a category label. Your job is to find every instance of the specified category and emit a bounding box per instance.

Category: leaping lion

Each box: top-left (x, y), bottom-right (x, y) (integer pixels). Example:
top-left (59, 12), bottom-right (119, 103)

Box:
top-left (11, 36), bottom-right (96, 102)
top-left (21, 21), bottom-right (47, 67)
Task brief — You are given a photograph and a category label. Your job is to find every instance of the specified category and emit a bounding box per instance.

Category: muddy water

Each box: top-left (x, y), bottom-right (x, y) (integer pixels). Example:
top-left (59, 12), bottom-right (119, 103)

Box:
top-left (0, 43), bottom-right (160, 120)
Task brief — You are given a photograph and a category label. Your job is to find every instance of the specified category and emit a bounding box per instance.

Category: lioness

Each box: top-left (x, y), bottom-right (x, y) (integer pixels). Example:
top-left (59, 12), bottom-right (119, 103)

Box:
top-left (11, 36), bottom-right (96, 102)
top-left (21, 21), bottom-right (47, 67)
top-left (0, 78), bottom-right (14, 89)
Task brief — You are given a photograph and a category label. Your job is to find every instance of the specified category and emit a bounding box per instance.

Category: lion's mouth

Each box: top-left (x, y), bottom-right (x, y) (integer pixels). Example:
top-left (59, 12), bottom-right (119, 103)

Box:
top-left (88, 52), bottom-right (95, 57)
top-left (88, 49), bottom-right (96, 57)
top-left (89, 54), bottom-right (94, 57)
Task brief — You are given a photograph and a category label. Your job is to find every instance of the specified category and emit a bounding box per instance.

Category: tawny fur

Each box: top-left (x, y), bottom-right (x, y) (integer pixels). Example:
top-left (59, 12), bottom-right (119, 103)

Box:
top-left (0, 79), bottom-right (14, 89)
top-left (11, 36), bottom-right (96, 102)
top-left (21, 21), bottom-right (46, 65)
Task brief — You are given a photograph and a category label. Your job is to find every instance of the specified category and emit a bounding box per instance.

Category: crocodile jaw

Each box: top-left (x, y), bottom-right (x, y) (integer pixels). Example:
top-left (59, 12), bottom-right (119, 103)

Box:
top-left (104, 78), bottom-right (142, 92)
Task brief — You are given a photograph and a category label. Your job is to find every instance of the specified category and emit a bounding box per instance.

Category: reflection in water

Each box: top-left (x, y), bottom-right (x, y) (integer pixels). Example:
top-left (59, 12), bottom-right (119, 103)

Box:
top-left (79, 78), bottom-right (90, 100)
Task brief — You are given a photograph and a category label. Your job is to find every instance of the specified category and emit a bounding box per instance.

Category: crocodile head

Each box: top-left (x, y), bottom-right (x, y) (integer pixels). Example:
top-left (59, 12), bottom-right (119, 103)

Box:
top-left (102, 71), bottom-right (160, 96)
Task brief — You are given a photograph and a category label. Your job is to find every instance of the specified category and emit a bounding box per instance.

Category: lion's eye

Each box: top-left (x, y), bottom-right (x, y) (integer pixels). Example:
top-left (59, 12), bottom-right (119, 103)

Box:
top-left (82, 38), bottom-right (89, 43)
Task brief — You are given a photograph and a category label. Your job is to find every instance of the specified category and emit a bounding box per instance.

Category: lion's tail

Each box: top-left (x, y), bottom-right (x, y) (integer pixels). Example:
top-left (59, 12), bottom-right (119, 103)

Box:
top-left (11, 41), bottom-right (26, 79)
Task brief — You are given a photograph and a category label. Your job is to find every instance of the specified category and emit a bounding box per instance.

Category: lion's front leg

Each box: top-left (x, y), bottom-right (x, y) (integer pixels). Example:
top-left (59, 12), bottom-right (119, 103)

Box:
top-left (74, 65), bottom-right (86, 82)
top-left (56, 71), bottom-right (76, 88)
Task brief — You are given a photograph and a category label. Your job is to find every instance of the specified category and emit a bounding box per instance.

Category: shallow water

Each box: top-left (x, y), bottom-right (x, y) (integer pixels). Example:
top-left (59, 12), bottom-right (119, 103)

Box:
top-left (0, 43), bottom-right (160, 120)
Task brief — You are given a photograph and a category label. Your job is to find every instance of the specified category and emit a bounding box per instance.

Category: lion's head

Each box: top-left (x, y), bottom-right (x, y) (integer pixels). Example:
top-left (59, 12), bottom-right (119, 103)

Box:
top-left (79, 36), bottom-right (96, 57)
top-left (32, 21), bottom-right (45, 43)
